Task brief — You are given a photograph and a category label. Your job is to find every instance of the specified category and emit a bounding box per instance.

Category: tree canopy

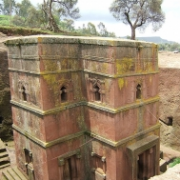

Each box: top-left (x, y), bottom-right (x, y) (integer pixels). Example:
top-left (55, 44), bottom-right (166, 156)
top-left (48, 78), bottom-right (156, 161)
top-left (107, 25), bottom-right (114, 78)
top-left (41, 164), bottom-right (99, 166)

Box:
top-left (15, 0), bottom-right (32, 18)
top-left (42, 0), bottom-right (80, 32)
top-left (110, 0), bottom-right (165, 39)
top-left (0, 0), bottom-right (16, 15)
top-left (0, 0), bottom-right (116, 37)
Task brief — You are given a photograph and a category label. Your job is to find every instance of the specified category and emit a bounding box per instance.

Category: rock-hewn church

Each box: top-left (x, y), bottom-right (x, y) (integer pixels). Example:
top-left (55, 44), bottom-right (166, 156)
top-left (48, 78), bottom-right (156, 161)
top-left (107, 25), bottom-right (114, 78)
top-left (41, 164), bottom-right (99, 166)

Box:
top-left (4, 36), bottom-right (160, 180)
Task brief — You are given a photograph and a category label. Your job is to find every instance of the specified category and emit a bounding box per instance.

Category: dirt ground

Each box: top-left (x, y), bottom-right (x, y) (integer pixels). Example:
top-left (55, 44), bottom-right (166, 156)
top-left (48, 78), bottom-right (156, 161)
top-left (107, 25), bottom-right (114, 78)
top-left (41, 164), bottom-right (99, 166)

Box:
top-left (158, 51), bottom-right (180, 68)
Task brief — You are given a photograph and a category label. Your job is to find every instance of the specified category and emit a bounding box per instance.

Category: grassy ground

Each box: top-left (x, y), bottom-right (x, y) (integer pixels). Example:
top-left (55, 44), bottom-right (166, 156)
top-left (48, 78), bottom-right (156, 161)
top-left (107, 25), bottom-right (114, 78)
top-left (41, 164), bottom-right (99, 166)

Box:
top-left (0, 26), bottom-right (51, 36)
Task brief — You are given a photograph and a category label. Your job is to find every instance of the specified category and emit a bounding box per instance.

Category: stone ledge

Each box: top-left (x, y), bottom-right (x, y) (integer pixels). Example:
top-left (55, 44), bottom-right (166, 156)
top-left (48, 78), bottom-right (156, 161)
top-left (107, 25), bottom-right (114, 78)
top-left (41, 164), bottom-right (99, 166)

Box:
top-left (87, 123), bottom-right (160, 147)
top-left (10, 96), bottom-right (159, 116)
top-left (12, 124), bottom-right (84, 148)
top-left (8, 68), bottom-right (159, 78)
top-left (4, 35), bottom-right (157, 48)
top-left (12, 123), bottom-right (160, 149)
top-left (84, 69), bottom-right (159, 78)
top-left (8, 68), bottom-right (82, 75)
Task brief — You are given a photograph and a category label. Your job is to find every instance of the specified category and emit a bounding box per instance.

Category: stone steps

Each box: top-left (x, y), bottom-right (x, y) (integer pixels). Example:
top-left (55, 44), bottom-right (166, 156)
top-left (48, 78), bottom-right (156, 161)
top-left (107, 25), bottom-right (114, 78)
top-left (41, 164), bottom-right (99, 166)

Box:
top-left (1, 167), bottom-right (27, 180)
top-left (0, 151), bottom-right (8, 158)
top-left (0, 139), bottom-right (10, 169)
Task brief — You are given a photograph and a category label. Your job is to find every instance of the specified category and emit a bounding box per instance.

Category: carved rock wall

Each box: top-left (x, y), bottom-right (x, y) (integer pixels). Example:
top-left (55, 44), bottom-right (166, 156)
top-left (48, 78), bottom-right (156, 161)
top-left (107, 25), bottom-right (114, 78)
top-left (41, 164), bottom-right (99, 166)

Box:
top-left (159, 68), bottom-right (180, 150)
top-left (0, 48), bottom-right (13, 141)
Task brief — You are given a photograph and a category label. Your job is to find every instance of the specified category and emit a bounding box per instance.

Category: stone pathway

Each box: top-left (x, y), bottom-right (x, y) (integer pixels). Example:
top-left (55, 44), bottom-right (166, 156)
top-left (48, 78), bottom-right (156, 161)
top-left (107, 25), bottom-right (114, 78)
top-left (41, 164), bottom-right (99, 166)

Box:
top-left (149, 144), bottom-right (180, 180)
top-left (0, 141), bottom-right (16, 179)
top-left (149, 164), bottom-right (180, 180)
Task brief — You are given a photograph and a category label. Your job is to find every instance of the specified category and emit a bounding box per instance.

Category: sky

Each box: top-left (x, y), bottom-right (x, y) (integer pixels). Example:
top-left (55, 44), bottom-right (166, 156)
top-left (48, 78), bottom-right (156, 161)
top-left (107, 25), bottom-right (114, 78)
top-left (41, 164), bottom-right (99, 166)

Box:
top-left (28, 0), bottom-right (180, 43)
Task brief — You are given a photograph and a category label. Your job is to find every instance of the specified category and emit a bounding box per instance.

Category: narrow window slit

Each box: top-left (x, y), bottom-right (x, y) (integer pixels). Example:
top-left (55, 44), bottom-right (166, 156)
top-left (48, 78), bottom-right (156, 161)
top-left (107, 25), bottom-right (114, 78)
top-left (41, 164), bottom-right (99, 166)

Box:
top-left (24, 149), bottom-right (32, 164)
top-left (136, 84), bottom-right (141, 99)
top-left (22, 86), bottom-right (27, 101)
top-left (94, 85), bottom-right (101, 101)
top-left (61, 86), bottom-right (67, 102)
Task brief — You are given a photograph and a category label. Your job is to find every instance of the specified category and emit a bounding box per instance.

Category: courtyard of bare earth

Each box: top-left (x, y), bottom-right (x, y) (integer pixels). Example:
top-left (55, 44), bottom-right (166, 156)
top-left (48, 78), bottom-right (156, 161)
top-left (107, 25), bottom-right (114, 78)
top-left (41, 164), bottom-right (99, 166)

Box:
top-left (158, 51), bottom-right (180, 68)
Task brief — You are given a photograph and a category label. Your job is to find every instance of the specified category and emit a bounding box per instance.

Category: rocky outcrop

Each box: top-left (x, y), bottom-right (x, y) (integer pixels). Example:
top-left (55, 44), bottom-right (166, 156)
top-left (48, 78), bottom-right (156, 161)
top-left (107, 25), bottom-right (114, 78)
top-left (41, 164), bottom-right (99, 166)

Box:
top-left (0, 48), bottom-right (12, 141)
top-left (159, 68), bottom-right (180, 151)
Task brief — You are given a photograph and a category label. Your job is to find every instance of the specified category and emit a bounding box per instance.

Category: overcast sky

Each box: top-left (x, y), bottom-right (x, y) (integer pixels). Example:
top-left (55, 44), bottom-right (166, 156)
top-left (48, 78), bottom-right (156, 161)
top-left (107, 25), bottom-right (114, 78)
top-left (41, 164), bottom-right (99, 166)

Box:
top-left (26, 0), bottom-right (180, 43)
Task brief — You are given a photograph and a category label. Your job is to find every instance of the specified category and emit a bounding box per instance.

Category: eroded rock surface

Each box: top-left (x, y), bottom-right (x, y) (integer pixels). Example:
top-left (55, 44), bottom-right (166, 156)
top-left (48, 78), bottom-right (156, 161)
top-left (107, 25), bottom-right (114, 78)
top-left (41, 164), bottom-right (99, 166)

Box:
top-left (159, 68), bottom-right (180, 150)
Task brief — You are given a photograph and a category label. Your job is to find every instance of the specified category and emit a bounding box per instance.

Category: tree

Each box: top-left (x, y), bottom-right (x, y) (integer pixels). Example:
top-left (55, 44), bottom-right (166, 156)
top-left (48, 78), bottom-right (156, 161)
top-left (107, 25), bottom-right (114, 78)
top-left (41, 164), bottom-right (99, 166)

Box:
top-left (41, 0), bottom-right (80, 32)
top-left (97, 22), bottom-right (116, 37)
top-left (11, 0), bottom-right (34, 27)
top-left (63, 19), bottom-right (75, 31)
top-left (15, 0), bottom-right (32, 18)
top-left (98, 22), bottom-right (108, 37)
top-left (0, 0), bottom-right (16, 15)
top-left (26, 7), bottom-right (45, 28)
top-left (110, 0), bottom-right (165, 40)
top-left (11, 15), bottom-right (25, 26)
top-left (86, 22), bottom-right (97, 35)
top-left (0, 2), bottom-right (3, 14)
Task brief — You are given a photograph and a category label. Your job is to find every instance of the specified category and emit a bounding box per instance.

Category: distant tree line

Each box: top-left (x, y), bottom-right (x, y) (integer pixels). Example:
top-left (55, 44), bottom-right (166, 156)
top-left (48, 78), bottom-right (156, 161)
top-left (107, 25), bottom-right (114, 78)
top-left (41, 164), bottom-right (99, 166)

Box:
top-left (159, 43), bottom-right (180, 52)
top-left (0, 0), bottom-right (165, 39)
top-left (0, 0), bottom-right (116, 37)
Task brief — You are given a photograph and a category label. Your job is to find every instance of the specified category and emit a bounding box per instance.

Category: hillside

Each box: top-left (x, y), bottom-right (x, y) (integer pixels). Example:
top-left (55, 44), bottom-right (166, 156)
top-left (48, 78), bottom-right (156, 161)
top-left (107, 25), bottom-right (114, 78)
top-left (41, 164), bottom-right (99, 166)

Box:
top-left (136, 36), bottom-right (175, 44)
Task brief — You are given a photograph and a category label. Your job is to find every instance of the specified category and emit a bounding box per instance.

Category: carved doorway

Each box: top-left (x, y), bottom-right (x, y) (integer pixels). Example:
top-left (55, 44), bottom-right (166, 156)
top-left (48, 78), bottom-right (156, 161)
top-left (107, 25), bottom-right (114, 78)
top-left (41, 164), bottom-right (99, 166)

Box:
top-left (58, 150), bottom-right (81, 180)
top-left (24, 149), bottom-right (35, 180)
top-left (63, 155), bottom-right (78, 180)
top-left (91, 152), bottom-right (106, 180)
top-left (137, 146), bottom-right (156, 180)
top-left (127, 135), bottom-right (159, 180)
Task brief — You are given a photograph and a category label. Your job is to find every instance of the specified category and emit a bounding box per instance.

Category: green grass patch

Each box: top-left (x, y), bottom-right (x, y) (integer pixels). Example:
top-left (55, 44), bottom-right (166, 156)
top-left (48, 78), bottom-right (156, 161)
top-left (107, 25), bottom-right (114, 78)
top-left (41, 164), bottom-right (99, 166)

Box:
top-left (169, 157), bottom-right (180, 167)
top-left (0, 15), bottom-right (13, 26)
top-left (0, 25), bottom-right (92, 37)
top-left (0, 25), bottom-right (52, 36)
top-left (0, 15), bottom-right (95, 37)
